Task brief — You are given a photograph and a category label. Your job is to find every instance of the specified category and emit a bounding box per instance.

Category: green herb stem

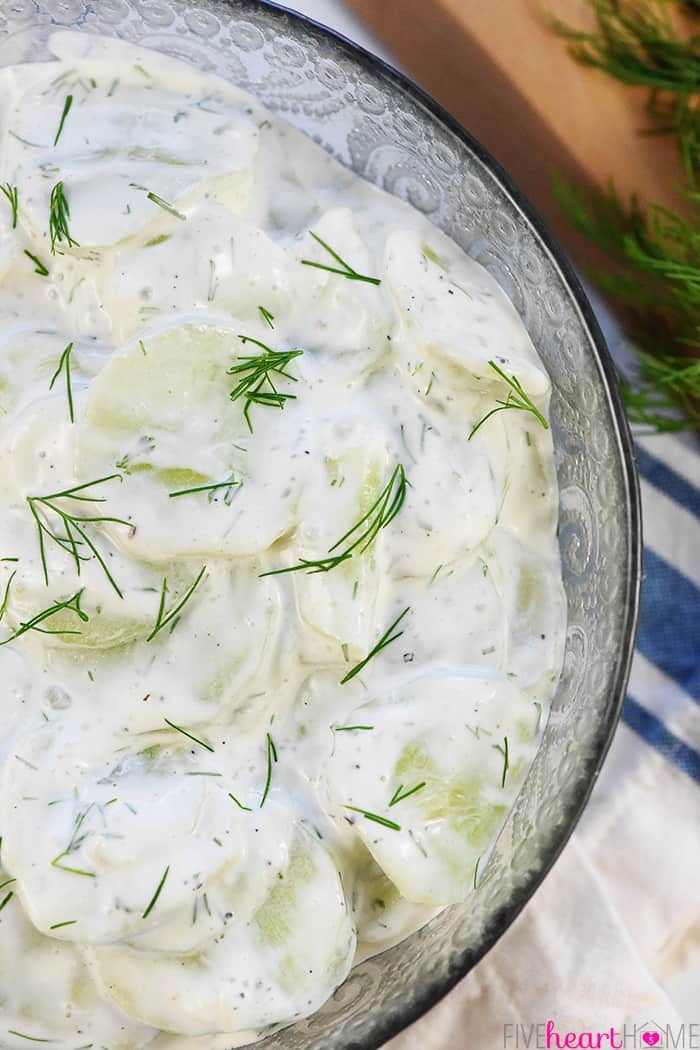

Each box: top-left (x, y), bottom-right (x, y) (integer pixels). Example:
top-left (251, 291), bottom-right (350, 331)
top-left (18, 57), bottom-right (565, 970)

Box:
top-left (1, 183), bottom-right (19, 228)
top-left (146, 565), bottom-right (207, 642)
top-left (48, 342), bottom-right (75, 423)
top-left (342, 805), bottom-right (401, 831)
top-left (228, 337), bottom-right (303, 432)
top-left (164, 718), bottom-right (214, 753)
top-left (53, 94), bottom-right (73, 146)
top-left (469, 361), bottom-right (549, 440)
top-left (340, 607), bottom-right (410, 684)
top-left (142, 865), bottom-right (169, 919)
top-left (301, 231), bottom-right (381, 286)
top-left (388, 781), bottom-right (426, 807)
top-left (261, 463), bottom-right (408, 577)
top-left (49, 181), bottom-right (79, 254)
top-left (260, 732), bottom-right (278, 808)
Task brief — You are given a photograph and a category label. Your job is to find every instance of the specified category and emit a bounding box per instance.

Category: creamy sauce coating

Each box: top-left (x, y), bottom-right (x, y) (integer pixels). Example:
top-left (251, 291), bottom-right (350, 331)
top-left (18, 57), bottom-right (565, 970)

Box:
top-left (0, 33), bottom-right (566, 1048)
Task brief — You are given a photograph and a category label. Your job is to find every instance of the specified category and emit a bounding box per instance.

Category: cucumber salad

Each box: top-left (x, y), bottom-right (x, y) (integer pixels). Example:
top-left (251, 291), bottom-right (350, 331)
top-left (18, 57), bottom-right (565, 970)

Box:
top-left (0, 32), bottom-right (566, 1049)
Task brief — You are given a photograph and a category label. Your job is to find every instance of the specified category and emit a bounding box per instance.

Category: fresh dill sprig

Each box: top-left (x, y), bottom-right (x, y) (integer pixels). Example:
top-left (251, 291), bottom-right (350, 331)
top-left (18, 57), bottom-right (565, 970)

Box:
top-left (228, 792), bottom-right (252, 812)
top-left (340, 607), bottom-right (410, 684)
top-left (551, 1), bottom-right (700, 430)
top-left (228, 337), bottom-right (303, 432)
top-left (301, 231), bottom-right (381, 286)
top-left (48, 342), bottom-right (75, 423)
top-left (342, 805), bottom-right (401, 831)
top-left (142, 865), bottom-right (169, 918)
top-left (53, 94), bottom-right (73, 146)
top-left (1, 183), bottom-right (18, 228)
top-left (261, 463), bottom-right (408, 577)
top-left (258, 305), bottom-right (275, 329)
top-left (49, 181), bottom-right (79, 254)
top-left (168, 478), bottom-right (239, 501)
top-left (27, 474), bottom-right (131, 597)
top-left (24, 249), bottom-right (49, 276)
top-left (388, 781), bottom-right (426, 807)
top-left (146, 566), bottom-right (207, 642)
top-left (469, 361), bottom-right (549, 440)
top-left (163, 717), bottom-right (214, 753)
top-left (0, 889), bottom-right (13, 912)
top-left (0, 589), bottom-right (88, 647)
top-left (260, 732), bottom-right (278, 808)
top-left (494, 735), bottom-right (510, 789)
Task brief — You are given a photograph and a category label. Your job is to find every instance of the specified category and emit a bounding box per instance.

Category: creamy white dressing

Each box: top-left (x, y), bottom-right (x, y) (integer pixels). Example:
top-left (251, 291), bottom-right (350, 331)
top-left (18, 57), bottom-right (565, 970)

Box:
top-left (0, 33), bottom-right (566, 1048)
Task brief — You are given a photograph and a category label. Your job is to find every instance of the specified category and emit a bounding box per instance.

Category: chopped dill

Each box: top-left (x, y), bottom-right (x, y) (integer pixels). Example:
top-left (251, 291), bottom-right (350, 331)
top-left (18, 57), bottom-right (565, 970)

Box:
top-left (49, 181), bottom-right (79, 254)
top-left (261, 463), bottom-right (407, 577)
top-left (340, 607), bottom-right (410, 684)
top-left (53, 94), bottom-right (73, 146)
top-left (48, 341), bottom-right (75, 423)
top-left (388, 782), bottom-right (426, 807)
top-left (228, 792), bottom-right (252, 812)
top-left (258, 305), bottom-right (275, 328)
top-left (342, 805), bottom-right (401, 831)
top-left (494, 736), bottom-right (510, 788)
top-left (168, 478), bottom-right (239, 501)
top-left (49, 919), bottom-right (77, 930)
top-left (0, 589), bottom-right (88, 647)
top-left (228, 337), bottom-right (303, 432)
top-left (147, 566), bottom-right (207, 642)
top-left (334, 724), bottom-right (374, 732)
top-left (0, 569), bottom-right (16, 623)
top-left (259, 732), bottom-right (278, 807)
top-left (469, 361), bottom-right (548, 440)
top-left (24, 250), bottom-right (49, 276)
top-left (142, 865), bottom-right (169, 919)
top-left (1, 183), bottom-right (18, 228)
top-left (163, 718), bottom-right (214, 753)
top-left (301, 231), bottom-right (381, 286)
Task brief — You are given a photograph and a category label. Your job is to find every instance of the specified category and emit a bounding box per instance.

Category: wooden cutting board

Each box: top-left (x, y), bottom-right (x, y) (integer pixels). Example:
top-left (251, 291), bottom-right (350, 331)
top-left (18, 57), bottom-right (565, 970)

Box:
top-left (345, 0), bottom-right (686, 270)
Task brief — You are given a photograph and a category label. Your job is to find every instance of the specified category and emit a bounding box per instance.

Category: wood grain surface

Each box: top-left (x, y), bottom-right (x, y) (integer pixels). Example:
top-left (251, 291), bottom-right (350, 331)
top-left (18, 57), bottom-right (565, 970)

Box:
top-left (345, 0), bottom-right (685, 268)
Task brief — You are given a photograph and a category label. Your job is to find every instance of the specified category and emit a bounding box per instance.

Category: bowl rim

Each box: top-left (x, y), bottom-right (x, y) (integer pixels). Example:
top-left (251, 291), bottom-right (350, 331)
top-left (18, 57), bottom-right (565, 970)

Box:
top-left (233, 0), bottom-right (642, 1044)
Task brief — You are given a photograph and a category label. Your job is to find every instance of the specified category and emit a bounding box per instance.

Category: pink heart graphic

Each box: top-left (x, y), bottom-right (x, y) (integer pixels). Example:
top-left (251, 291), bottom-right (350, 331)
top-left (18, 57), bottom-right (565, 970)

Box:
top-left (642, 1034), bottom-right (660, 1047)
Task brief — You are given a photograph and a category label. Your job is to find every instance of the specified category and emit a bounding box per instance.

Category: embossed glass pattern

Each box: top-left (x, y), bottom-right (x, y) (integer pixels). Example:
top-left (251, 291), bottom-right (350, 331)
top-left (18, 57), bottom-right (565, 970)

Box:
top-left (0, 2), bottom-right (642, 1047)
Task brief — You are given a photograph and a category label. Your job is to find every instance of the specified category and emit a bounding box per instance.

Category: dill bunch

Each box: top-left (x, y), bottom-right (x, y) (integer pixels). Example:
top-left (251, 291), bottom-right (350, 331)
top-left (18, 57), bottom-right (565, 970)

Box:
top-left (552, 0), bottom-right (700, 431)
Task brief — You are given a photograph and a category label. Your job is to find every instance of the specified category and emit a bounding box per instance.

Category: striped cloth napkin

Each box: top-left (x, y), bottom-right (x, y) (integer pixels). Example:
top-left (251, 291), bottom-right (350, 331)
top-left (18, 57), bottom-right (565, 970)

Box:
top-left (281, 2), bottom-right (700, 1037)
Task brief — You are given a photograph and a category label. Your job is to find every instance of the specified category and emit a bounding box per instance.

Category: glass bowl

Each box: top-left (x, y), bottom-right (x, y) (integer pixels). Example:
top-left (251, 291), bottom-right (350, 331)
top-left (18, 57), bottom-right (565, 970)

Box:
top-left (0, 2), bottom-right (642, 1047)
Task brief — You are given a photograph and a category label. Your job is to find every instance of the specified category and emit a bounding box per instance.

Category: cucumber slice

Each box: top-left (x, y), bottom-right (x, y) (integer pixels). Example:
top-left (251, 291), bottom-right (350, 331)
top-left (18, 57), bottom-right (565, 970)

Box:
top-left (481, 528), bottom-right (566, 695)
top-left (0, 867), bottom-right (154, 1049)
top-left (385, 229), bottom-right (550, 397)
top-left (78, 322), bottom-right (311, 560)
top-left (326, 670), bottom-right (537, 905)
top-left (87, 825), bottom-right (355, 1037)
top-left (289, 419), bottom-right (392, 660)
top-left (0, 721), bottom-right (243, 945)
top-left (1, 53), bottom-right (259, 250)
top-left (102, 206), bottom-right (299, 344)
